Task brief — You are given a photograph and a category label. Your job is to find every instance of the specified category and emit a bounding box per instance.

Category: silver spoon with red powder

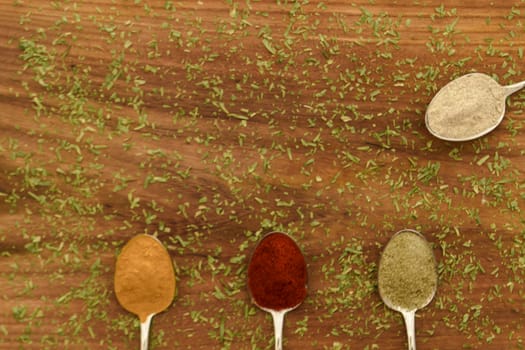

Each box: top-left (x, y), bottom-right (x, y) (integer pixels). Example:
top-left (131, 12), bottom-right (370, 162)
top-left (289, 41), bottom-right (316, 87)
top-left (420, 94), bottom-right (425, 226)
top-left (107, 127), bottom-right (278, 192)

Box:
top-left (247, 232), bottom-right (308, 350)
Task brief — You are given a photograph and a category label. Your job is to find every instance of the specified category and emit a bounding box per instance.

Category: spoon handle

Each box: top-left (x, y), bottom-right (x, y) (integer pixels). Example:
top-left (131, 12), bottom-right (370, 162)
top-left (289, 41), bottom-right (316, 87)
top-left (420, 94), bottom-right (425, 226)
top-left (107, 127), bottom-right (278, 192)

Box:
top-left (504, 80), bottom-right (525, 96)
top-left (270, 310), bottom-right (286, 350)
top-left (140, 314), bottom-right (154, 350)
top-left (401, 310), bottom-right (416, 350)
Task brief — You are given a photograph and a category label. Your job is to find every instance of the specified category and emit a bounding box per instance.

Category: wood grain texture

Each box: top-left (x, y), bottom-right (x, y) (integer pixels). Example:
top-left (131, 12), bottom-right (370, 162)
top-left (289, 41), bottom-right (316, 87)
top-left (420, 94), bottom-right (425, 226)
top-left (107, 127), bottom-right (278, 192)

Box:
top-left (0, 0), bottom-right (524, 349)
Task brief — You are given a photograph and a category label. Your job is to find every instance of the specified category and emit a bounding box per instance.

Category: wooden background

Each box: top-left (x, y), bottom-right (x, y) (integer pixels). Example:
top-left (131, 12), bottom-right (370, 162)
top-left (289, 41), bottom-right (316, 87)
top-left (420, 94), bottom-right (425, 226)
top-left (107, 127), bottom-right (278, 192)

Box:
top-left (0, 0), bottom-right (524, 349)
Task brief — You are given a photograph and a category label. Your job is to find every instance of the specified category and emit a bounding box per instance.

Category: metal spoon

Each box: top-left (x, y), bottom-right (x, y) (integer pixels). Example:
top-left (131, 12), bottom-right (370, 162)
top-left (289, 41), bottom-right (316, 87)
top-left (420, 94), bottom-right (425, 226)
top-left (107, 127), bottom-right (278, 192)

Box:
top-left (378, 229), bottom-right (438, 350)
top-left (114, 234), bottom-right (176, 350)
top-left (425, 73), bottom-right (525, 141)
top-left (140, 314), bottom-right (154, 350)
top-left (257, 304), bottom-right (301, 350)
top-left (247, 232), bottom-right (307, 350)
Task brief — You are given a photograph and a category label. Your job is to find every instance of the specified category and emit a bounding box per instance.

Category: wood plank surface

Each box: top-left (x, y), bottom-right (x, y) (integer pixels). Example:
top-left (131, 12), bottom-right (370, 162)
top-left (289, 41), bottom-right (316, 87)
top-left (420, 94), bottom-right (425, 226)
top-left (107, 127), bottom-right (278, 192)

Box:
top-left (0, 0), bottom-right (524, 349)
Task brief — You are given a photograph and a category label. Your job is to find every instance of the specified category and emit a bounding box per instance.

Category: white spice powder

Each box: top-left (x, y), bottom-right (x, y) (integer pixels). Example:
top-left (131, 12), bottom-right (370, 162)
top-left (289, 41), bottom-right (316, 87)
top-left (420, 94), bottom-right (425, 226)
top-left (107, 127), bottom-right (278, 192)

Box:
top-left (426, 73), bottom-right (507, 140)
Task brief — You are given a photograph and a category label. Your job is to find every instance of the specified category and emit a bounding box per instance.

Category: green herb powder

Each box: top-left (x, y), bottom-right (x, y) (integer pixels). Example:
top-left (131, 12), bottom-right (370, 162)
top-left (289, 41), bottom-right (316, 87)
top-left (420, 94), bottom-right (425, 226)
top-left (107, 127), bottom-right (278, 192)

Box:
top-left (378, 230), bottom-right (438, 311)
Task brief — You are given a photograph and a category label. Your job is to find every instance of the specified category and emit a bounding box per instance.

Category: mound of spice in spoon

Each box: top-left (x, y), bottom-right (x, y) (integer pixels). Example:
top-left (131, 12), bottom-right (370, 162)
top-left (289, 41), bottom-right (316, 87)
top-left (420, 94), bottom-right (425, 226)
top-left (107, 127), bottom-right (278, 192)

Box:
top-left (378, 229), bottom-right (438, 350)
top-left (425, 73), bottom-right (525, 141)
top-left (114, 234), bottom-right (176, 350)
top-left (247, 232), bottom-right (307, 350)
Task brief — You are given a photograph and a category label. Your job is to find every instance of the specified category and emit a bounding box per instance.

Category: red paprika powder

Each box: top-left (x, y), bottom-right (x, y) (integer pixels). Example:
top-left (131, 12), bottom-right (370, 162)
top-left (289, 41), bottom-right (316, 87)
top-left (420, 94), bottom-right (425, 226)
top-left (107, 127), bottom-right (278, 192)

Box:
top-left (247, 232), bottom-right (307, 310)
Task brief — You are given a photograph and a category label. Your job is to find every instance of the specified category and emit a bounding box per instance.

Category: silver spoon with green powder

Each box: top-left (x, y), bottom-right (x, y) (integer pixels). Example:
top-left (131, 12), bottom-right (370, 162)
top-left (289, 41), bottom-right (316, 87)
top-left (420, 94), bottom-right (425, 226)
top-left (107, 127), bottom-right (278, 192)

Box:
top-left (425, 73), bottom-right (525, 141)
top-left (378, 229), bottom-right (438, 350)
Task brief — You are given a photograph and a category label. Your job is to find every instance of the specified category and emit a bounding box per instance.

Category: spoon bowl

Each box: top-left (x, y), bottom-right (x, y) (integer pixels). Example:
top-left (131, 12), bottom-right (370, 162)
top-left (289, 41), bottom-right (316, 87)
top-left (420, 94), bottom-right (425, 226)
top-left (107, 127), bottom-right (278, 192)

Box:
top-left (425, 73), bottom-right (525, 141)
top-left (247, 232), bottom-right (307, 350)
top-left (378, 229), bottom-right (438, 350)
top-left (114, 234), bottom-right (176, 350)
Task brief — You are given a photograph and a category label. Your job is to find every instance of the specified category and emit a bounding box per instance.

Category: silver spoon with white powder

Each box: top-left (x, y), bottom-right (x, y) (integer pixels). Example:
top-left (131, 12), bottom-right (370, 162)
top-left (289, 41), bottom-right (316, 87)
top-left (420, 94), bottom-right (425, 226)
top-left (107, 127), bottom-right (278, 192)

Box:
top-left (425, 73), bottom-right (525, 141)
